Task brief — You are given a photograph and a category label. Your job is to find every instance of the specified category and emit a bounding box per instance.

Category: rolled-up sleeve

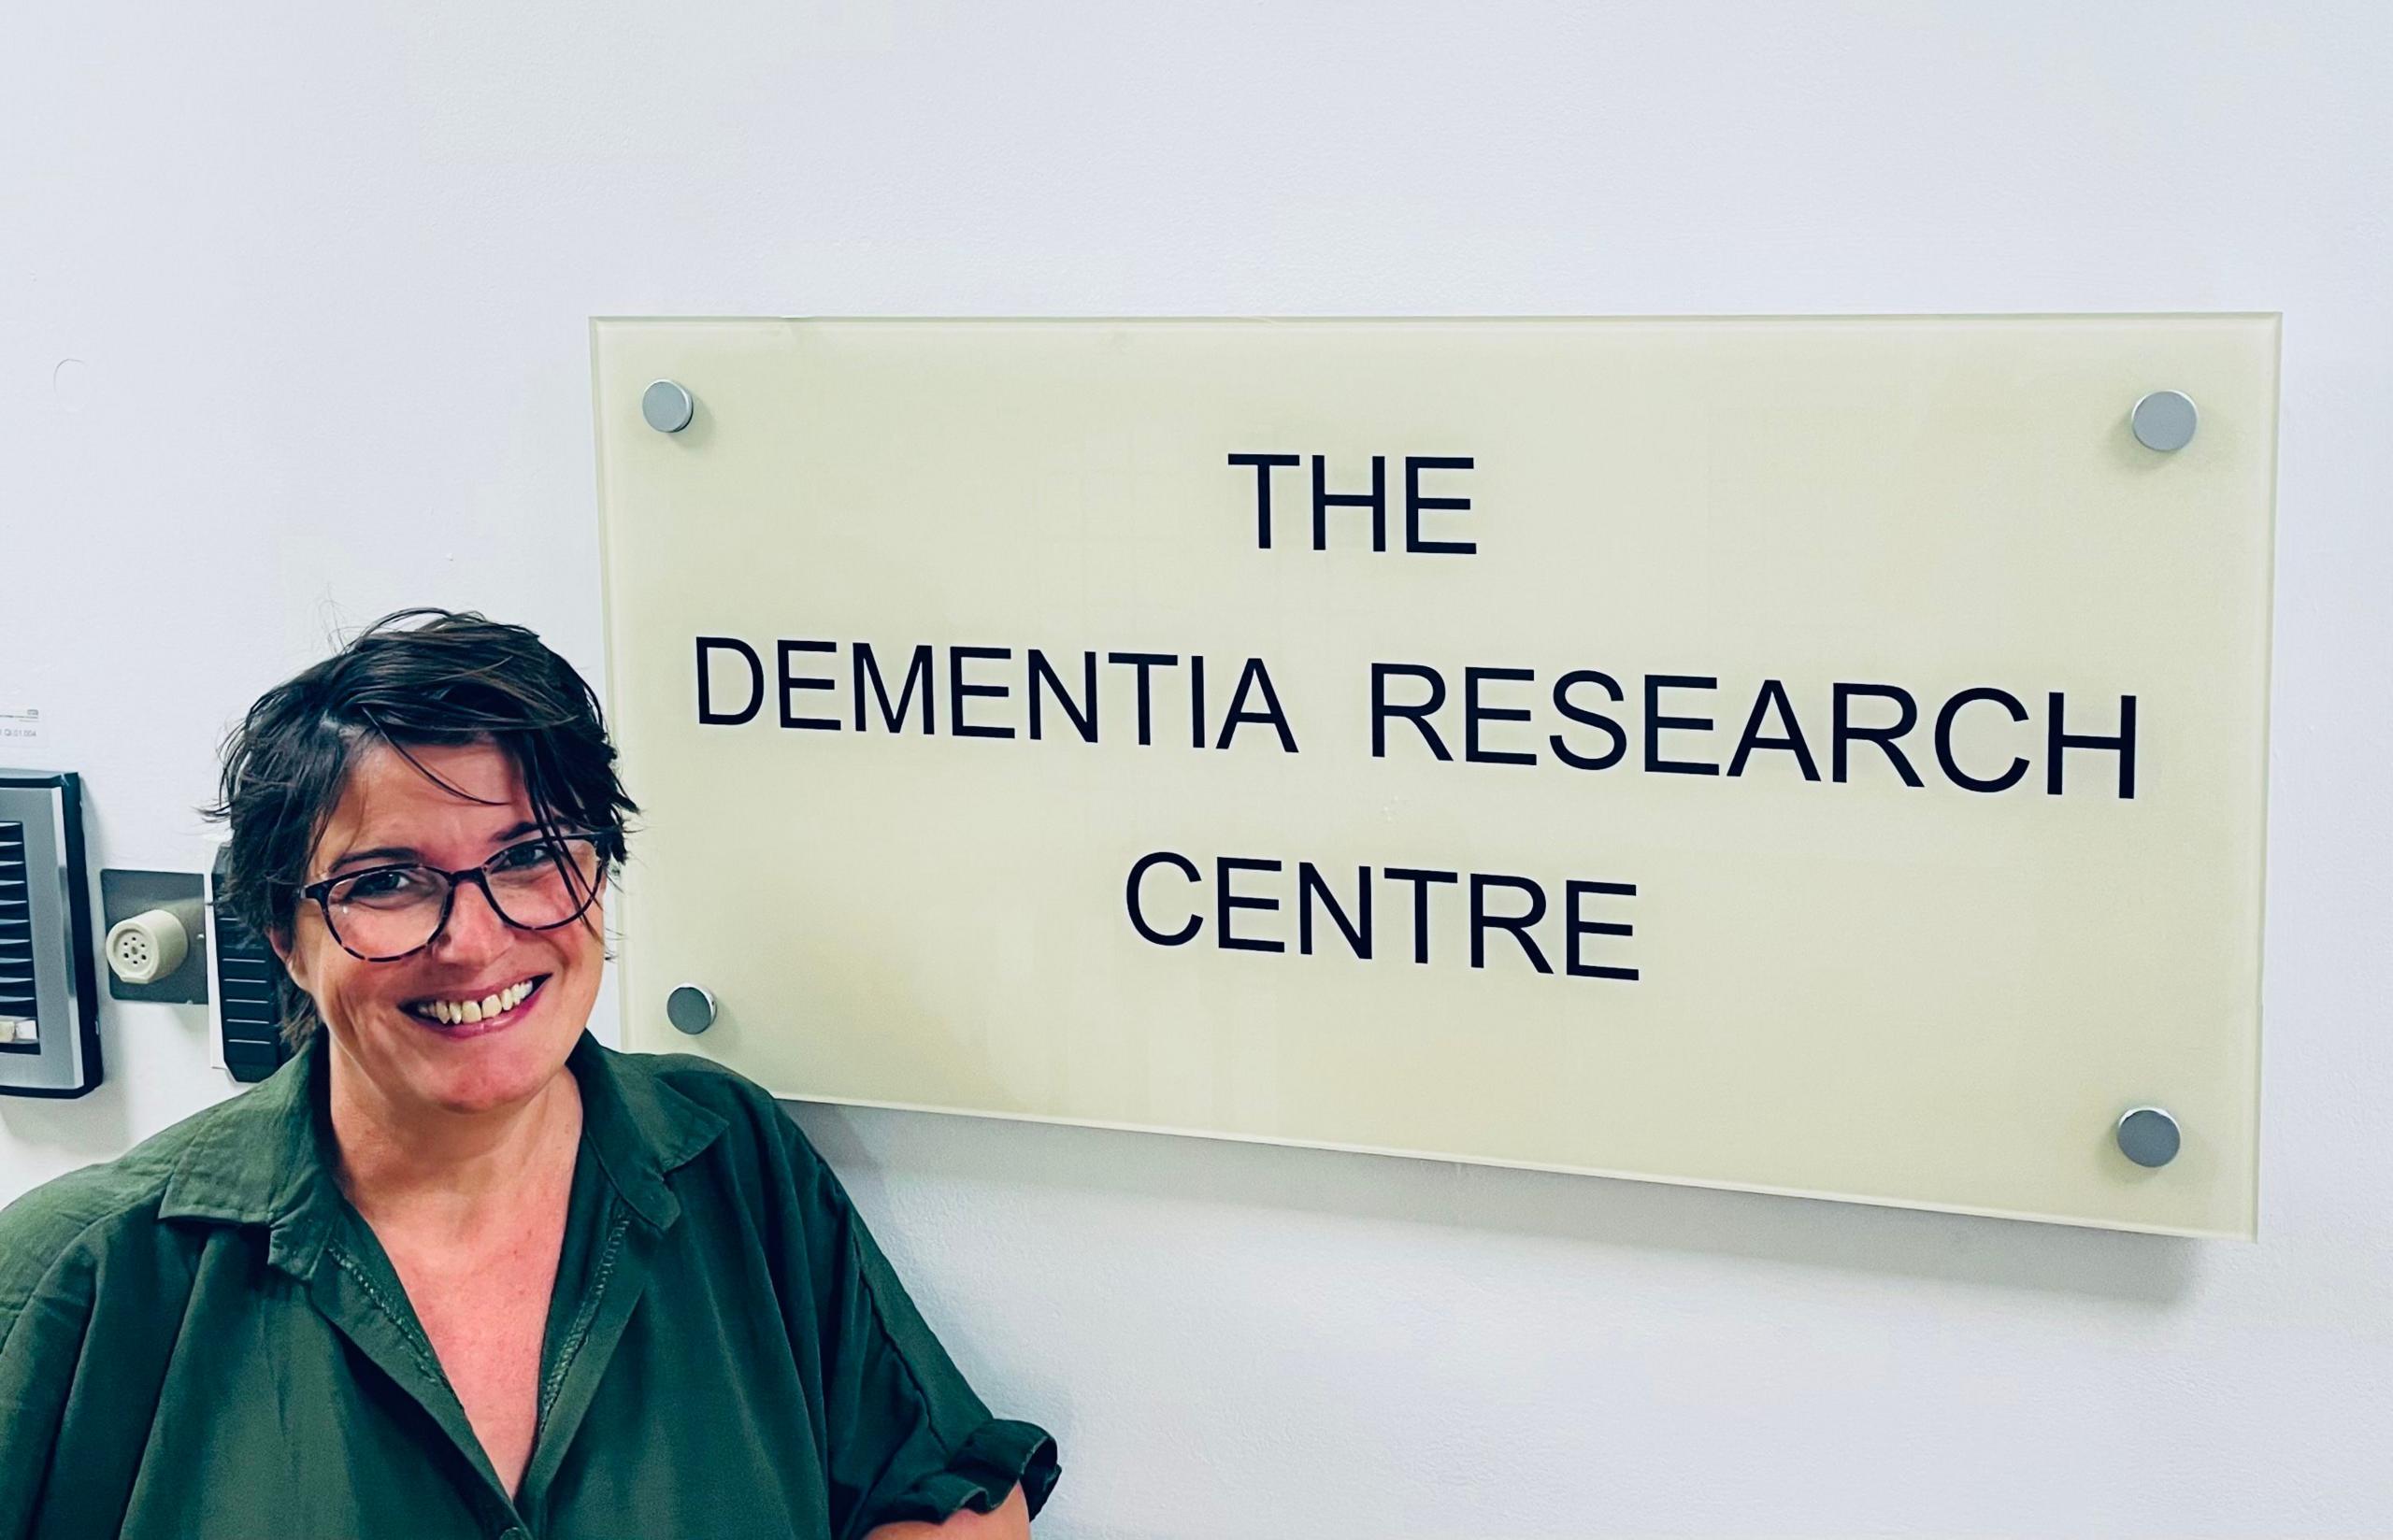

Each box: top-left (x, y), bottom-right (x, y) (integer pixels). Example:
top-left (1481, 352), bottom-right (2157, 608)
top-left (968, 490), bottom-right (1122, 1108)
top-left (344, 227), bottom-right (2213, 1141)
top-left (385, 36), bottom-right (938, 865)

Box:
top-left (781, 1123), bottom-right (1060, 1539)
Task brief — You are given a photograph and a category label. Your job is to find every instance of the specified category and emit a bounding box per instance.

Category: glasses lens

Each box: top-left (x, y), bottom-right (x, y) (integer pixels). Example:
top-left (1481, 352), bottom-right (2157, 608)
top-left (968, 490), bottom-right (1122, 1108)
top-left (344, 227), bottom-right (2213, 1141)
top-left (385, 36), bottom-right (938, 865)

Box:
top-left (483, 835), bottom-right (607, 930)
top-left (322, 866), bottom-right (451, 959)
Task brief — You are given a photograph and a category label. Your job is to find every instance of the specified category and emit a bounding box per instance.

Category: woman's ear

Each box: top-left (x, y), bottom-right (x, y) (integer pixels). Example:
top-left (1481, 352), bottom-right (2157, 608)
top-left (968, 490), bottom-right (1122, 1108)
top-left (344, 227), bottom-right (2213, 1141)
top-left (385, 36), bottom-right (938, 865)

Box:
top-left (269, 921), bottom-right (310, 993)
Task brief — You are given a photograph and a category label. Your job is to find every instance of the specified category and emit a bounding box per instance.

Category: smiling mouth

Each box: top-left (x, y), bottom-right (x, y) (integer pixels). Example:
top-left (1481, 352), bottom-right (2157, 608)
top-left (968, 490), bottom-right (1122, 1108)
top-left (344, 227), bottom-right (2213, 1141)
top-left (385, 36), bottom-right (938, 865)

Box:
top-left (403, 974), bottom-right (551, 1030)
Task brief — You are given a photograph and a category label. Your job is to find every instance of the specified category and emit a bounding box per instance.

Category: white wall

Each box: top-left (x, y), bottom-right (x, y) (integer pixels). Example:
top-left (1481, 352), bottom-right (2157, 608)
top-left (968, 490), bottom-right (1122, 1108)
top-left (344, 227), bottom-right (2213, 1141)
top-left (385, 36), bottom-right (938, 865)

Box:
top-left (5, 4), bottom-right (2388, 1533)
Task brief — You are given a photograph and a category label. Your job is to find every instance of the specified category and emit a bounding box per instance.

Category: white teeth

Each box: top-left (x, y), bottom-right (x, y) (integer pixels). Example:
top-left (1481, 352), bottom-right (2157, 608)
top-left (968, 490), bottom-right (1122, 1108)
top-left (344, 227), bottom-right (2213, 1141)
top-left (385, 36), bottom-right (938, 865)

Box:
top-left (417, 977), bottom-right (536, 1025)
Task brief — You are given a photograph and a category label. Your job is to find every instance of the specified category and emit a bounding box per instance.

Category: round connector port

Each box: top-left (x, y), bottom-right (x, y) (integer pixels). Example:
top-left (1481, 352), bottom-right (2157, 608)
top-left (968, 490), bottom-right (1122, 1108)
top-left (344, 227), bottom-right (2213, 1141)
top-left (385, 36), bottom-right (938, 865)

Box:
top-left (106, 908), bottom-right (190, 985)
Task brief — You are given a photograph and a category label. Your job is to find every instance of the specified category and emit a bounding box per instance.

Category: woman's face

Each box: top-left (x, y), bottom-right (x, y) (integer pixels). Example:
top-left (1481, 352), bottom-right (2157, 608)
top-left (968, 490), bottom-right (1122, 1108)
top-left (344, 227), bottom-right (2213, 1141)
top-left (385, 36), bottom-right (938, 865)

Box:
top-left (278, 737), bottom-right (604, 1123)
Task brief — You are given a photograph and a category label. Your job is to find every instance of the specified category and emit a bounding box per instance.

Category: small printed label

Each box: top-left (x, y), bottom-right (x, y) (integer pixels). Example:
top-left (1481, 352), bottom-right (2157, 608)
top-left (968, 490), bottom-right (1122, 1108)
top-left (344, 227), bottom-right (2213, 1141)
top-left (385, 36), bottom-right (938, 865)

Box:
top-left (0, 706), bottom-right (46, 754)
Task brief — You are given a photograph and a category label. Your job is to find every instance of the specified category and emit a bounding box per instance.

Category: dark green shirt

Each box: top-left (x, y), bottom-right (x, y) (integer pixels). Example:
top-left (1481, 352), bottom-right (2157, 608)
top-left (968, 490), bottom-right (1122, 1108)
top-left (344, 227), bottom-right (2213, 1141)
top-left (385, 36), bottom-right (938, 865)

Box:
top-left (0, 1034), bottom-right (1058, 1539)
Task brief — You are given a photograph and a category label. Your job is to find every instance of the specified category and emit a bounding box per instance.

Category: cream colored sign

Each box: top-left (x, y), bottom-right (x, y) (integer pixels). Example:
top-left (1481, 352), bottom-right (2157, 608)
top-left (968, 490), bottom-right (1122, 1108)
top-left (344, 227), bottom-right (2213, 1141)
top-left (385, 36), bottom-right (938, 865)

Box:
top-left (592, 317), bottom-right (2274, 1236)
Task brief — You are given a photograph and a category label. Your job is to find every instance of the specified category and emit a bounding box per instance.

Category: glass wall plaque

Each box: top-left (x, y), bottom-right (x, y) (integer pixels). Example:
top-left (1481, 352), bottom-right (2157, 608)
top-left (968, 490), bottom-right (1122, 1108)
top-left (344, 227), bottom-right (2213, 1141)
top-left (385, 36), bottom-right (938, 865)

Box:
top-left (592, 317), bottom-right (2276, 1235)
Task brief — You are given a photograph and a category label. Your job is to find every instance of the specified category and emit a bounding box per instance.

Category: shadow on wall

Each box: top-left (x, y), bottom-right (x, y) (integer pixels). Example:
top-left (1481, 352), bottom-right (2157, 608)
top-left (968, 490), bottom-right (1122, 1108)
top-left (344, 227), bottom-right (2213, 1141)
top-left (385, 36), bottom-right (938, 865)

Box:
top-left (787, 1099), bottom-right (2198, 1308)
top-left (0, 1062), bottom-right (2194, 1308)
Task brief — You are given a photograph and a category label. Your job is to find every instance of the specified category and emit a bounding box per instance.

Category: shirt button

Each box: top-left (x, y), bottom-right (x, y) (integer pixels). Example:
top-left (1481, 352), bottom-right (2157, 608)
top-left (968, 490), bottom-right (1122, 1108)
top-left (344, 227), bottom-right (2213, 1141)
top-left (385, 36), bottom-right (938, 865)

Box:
top-left (498, 1530), bottom-right (529, 1540)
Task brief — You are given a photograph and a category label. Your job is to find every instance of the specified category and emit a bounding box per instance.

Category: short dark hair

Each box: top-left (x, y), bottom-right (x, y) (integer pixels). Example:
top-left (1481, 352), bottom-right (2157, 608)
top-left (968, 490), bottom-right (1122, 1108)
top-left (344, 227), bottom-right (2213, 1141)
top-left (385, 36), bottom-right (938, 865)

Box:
top-left (207, 608), bottom-right (638, 1047)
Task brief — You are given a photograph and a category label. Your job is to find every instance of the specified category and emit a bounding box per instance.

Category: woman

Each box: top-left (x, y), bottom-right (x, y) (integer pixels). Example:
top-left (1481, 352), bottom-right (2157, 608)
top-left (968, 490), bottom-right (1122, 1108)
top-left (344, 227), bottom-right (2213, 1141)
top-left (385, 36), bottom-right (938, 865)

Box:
top-left (0, 610), bottom-right (1058, 1539)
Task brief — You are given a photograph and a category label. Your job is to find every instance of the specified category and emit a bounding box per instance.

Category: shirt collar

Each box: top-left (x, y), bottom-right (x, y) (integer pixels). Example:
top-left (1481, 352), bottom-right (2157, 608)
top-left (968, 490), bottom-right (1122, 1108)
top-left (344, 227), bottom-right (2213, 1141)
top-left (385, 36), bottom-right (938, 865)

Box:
top-left (154, 1030), bottom-right (343, 1274)
top-left (157, 1030), bottom-right (728, 1272)
top-left (566, 1033), bottom-right (728, 1231)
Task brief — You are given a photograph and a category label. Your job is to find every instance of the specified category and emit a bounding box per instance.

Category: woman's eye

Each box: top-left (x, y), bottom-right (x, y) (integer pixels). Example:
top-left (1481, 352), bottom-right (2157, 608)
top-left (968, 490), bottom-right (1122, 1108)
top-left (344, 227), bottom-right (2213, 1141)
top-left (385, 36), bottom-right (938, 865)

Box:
top-left (491, 840), bottom-right (558, 872)
top-left (342, 868), bottom-right (426, 901)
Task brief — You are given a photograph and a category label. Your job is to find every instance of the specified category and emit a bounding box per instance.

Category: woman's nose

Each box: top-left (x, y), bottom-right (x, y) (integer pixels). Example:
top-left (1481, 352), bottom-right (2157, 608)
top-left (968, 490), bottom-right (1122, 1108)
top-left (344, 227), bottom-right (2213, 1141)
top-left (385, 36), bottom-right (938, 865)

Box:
top-left (430, 877), bottom-right (512, 959)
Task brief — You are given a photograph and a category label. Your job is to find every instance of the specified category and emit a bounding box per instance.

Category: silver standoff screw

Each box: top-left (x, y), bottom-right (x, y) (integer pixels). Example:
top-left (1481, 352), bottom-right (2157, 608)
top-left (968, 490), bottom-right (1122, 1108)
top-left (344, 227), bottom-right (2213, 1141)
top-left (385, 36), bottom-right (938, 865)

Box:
top-left (2130, 390), bottom-right (2198, 452)
top-left (666, 983), bottom-right (717, 1034)
top-left (2115, 1105), bottom-right (2182, 1168)
top-left (642, 378), bottom-right (696, 434)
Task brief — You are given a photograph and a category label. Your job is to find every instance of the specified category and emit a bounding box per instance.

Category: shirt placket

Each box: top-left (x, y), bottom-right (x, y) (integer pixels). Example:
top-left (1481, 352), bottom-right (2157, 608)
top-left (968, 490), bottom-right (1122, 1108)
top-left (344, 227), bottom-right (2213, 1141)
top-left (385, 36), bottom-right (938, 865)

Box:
top-left (306, 1234), bottom-right (535, 1540)
top-left (512, 1200), bottom-right (666, 1525)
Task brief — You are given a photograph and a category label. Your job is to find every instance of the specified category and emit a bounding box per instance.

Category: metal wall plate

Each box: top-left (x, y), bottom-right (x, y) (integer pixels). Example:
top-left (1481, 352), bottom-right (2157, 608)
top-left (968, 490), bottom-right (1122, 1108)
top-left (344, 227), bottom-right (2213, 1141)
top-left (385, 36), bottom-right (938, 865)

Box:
top-left (99, 869), bottom-right (210, 1005)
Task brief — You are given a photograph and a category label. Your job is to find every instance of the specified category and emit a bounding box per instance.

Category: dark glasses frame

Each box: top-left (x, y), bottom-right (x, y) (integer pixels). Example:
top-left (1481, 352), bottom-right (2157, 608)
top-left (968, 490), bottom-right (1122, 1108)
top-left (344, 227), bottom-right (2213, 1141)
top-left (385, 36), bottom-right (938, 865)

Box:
top-left (296, 834), bottom-right (609, 962)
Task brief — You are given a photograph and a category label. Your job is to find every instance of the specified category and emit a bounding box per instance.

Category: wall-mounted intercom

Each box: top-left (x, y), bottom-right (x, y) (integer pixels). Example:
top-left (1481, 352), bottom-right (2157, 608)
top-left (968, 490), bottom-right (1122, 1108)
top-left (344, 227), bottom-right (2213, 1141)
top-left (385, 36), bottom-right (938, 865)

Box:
top-left (0, 770), bottom-right (103, 1097)
top-left (207, 846), bottom-right (290, 1083)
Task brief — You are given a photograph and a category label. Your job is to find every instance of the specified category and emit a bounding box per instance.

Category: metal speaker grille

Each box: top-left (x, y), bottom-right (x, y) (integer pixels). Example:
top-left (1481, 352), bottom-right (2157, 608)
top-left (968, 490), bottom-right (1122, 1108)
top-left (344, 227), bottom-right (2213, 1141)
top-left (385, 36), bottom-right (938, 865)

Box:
top-left (0, 821), bottom-right (35, 1039)
top-left (210, 848), bottom-right (289, 1082)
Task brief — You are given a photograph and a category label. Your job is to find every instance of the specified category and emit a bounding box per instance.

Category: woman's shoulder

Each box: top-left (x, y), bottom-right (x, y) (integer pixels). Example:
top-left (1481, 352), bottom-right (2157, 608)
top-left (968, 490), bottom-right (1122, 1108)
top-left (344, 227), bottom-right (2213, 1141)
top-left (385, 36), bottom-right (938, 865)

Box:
top-left (585, 1043), bottom-right (833, 1184)
top-left (0, 1097), bottom-right (229, 1335)
top-left (580, 1044), bottom-right (881, 1260)
top-left (598, 1043), bottom-right (787, 1126)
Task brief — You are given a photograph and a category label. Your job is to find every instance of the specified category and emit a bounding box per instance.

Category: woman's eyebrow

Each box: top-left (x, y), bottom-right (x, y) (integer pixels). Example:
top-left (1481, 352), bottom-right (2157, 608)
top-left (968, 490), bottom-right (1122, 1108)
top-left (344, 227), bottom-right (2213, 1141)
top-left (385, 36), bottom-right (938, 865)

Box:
top-left (326, 844), bottom-right (419, 872)
top-left (325, 822), bottom-right (546, 872)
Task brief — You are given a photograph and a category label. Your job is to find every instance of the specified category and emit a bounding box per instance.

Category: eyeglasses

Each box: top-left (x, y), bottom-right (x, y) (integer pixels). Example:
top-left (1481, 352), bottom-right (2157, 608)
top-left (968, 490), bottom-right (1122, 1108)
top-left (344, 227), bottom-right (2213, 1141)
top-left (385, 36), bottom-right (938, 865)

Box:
top-left (298, 834), bottom-right (609, 962)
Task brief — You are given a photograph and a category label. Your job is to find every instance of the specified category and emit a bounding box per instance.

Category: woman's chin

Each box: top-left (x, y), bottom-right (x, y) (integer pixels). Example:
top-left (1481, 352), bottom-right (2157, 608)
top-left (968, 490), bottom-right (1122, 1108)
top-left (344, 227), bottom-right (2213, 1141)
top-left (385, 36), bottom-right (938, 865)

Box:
top-left (395, 1020), bottom-right (573, 1115)
top-left (421, 1062), bottom-right (561, 1118)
